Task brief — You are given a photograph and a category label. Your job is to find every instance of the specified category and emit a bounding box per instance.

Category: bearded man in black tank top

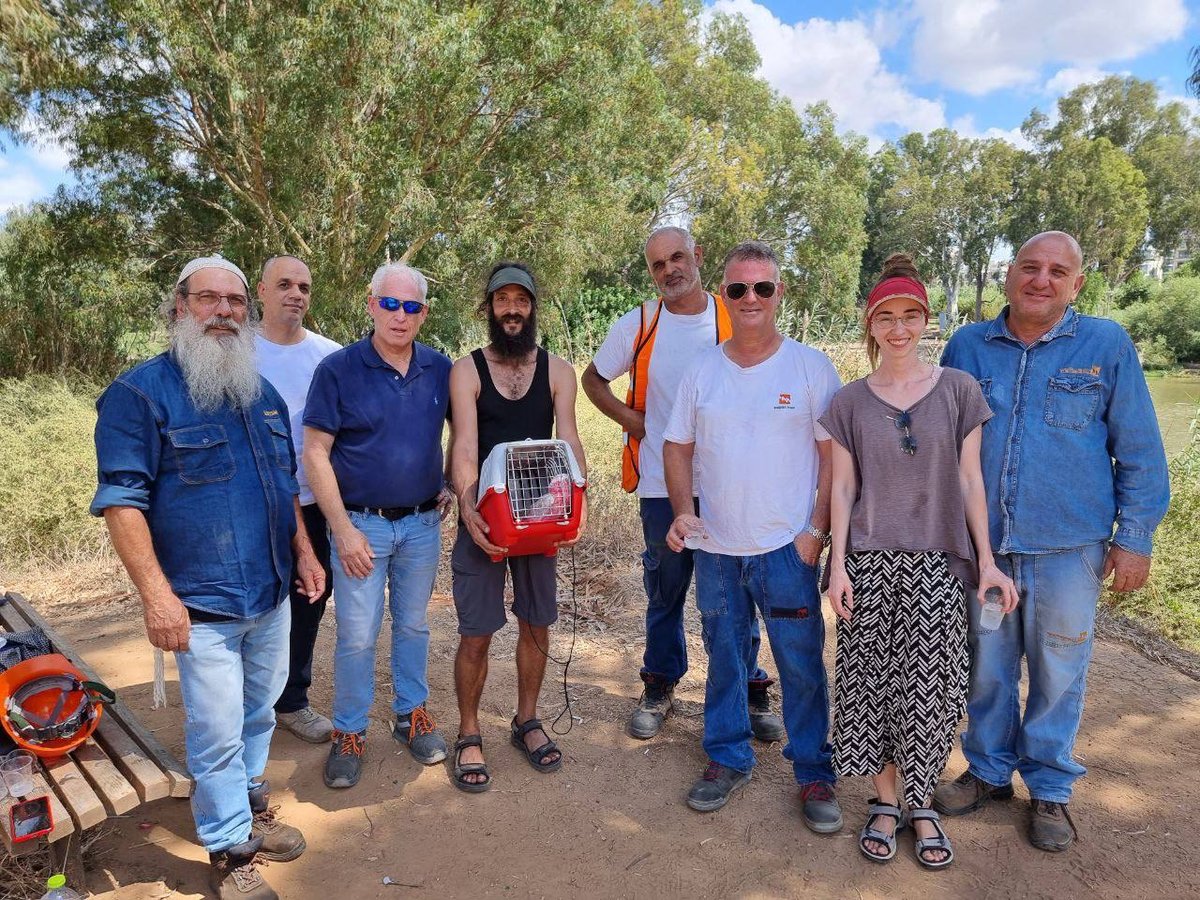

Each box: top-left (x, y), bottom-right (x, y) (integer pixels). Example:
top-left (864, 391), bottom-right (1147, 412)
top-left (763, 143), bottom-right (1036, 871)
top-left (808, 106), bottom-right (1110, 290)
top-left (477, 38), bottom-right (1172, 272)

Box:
top-left (447, 261), bottom-right (588, 791)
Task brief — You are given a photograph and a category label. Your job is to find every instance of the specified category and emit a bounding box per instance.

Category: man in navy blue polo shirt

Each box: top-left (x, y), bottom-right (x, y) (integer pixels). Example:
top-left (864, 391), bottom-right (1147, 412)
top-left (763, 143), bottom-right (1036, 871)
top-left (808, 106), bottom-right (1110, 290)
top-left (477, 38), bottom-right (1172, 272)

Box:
top-left (303, 263), bottom-right (454, 790)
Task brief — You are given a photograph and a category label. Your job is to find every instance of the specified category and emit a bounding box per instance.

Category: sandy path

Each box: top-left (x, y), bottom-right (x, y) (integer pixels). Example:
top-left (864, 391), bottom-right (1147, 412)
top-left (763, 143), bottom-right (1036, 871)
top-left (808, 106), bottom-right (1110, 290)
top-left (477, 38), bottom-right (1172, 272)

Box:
top-left (34, 586), bottom-right (1200, 900)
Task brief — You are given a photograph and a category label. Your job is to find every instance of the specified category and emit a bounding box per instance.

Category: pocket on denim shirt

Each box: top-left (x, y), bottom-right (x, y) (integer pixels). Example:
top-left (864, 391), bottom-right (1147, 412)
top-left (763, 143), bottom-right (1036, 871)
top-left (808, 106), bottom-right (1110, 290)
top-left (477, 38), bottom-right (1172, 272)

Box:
top-left (168, 424), bottom-right (235, 484)
top-left (265, 418), bottom-right (292, 471)
top-left (1043, 375), bottom-right (1102, 431)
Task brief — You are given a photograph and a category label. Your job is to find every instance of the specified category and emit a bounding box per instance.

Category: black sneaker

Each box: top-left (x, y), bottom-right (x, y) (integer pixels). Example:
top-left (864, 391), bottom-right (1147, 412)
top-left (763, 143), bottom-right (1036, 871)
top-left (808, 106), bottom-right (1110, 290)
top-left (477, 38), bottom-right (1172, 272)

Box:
top-left (686, 761), bottom-right (751, 812)
top-left (629, 674), bottom-right (675, 739)
top-left (392, 704), bottom-right (448, 765)
top-left (748, 678), bottom-right (786, 742)
top-left (324, 729), bottom-right (365, 789)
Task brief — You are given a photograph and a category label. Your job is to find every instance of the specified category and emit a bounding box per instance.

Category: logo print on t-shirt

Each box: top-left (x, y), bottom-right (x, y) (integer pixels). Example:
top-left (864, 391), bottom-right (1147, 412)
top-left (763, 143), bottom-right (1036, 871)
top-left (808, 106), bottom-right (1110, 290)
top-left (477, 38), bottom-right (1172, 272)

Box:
top-left (775, 392), bottom-right (793, 410)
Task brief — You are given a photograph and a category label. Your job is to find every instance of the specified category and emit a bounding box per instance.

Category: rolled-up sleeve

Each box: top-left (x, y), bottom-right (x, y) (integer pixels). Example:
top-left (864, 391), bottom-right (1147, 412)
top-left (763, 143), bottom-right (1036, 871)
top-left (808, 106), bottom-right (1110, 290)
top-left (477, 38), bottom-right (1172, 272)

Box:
top-left (90, 381), bottom-right (161, 515)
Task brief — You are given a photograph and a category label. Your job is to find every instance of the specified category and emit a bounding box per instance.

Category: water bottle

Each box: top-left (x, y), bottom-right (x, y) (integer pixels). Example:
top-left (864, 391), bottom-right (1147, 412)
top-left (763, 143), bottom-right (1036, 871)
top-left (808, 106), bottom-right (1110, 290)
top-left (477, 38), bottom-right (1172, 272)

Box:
top-left (979, 586), bottom-right (1005, 631)
top-left (40, 874), bottom-right (83, 899)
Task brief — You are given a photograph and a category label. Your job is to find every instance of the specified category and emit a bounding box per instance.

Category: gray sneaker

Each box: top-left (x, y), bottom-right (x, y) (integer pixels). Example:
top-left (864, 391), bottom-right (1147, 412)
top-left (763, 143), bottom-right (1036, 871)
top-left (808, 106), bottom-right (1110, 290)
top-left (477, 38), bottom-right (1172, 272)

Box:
top-left (798, 781), bottom-right (844, 834)
top-left (277, 706), bottom-right (334, 743)
top-left (629, 675), bottom-right (674, 739)
top-left (323, 729), bottom-right (365, 789)
top-left (392, 705), bottom-right (448, 765)
top-left (748, 679), bottom-right (786, 743)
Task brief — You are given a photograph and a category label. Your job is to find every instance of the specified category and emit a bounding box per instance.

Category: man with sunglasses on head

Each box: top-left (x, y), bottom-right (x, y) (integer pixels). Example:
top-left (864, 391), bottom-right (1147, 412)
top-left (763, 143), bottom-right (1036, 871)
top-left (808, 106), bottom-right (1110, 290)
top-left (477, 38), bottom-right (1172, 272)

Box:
top-left (254, 255), bottom-right (341, 745)
top-left (447, 261), bottom-right (587, 791)
top-left (662, 241), bottom-right (843, 830)
top-left (303, 263), bottom-right (454, 791)
top-left (583, 226), bottom-right (785, 744)
top-left (92, 255), bottom-right (324, 899)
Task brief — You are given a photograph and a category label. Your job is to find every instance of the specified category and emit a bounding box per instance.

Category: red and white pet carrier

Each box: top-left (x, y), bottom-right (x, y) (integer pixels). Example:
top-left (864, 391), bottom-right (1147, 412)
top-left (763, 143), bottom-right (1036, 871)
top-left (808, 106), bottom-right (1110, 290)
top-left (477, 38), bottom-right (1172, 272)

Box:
top-left (476, 439), bottom-right (586, 562)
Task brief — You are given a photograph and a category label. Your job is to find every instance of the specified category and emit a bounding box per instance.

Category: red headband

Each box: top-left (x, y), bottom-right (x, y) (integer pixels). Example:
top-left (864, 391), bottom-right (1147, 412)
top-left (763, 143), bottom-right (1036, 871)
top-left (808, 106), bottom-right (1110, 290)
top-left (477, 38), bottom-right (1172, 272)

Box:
top-left (866, 276), bottom-right (929, 320)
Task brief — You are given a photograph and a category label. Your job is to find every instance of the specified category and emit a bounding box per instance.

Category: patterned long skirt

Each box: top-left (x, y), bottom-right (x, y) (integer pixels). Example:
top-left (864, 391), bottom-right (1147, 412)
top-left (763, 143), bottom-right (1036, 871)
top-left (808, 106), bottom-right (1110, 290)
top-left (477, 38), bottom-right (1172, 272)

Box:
top-left (832, 550), bottom-right (969, 808)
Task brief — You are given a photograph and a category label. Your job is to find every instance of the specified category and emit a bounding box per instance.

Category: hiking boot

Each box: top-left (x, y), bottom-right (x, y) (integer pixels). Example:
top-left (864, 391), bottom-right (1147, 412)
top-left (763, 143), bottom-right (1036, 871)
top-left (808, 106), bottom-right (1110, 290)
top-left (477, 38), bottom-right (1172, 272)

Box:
top-left (748, 678), bottom-right (786, 743)
top-left (1029, 800), bottom-right (1077, 852)
top-left (324, 729), bottom-right (365, 789)
top-left (276, 706), bottom-right (333, 743)
top-left (629, 674), bottom-right (675, 739)
top-left (392, 705), bottom-right (448, 764)
top-left (209, 836), bottom-right (277, 899)
top-left (248, 780), bottom-right (306, 862)
top-left (932, 770), bottom-right (1014, 817)
top-left (686, 761), bottom-right (751, 812)
top-left (798, 781), bottom-right (844, 834)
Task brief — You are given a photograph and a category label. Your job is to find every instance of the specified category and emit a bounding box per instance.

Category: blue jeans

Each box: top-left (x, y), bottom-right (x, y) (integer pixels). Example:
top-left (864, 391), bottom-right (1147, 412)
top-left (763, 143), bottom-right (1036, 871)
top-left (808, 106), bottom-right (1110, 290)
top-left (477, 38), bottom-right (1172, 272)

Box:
top-left (694, 543), bottom-right (834, 783)
top-left (639, 497), bottom-right (766, 685)
top-left (330, 509), bottom-right (442, 733)
top-left (962, 542), bottom-right (1106, 803)
top-left (174, 600), bottom-right (290, 853)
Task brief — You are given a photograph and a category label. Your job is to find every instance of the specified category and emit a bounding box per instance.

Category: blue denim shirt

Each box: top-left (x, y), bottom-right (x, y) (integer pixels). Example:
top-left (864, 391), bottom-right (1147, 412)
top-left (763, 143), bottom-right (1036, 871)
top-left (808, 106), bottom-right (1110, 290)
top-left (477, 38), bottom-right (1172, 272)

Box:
top-left (90, 352), bottom-right (299, 619)
top-left (941, 307), bottom-right (1169, 557)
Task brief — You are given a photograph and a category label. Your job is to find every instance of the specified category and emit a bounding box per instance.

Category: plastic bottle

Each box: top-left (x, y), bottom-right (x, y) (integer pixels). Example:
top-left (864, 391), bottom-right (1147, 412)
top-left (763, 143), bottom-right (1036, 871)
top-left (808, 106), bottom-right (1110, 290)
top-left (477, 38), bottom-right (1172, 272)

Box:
top-left (40, 874), bottom-right (83, 900)
top-left (683, 522), bottom-right (709, 551)
top-left (979, 586), bottom-right (1005, 631)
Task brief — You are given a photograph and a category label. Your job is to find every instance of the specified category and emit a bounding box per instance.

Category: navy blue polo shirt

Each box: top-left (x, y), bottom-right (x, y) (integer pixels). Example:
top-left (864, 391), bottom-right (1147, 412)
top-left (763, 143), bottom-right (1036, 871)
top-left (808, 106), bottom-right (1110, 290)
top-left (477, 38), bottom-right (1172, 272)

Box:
top-left (304, 335), bottom-right (451, 508)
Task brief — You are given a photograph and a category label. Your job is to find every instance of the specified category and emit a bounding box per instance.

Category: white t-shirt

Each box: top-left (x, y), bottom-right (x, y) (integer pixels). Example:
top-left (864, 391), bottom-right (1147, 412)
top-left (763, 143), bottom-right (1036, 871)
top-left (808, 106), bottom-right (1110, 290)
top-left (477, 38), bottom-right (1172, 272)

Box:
top-left (663, 338), bottom-right (841, 556)
top-left (255, 330), bottom-right (342, 505)
top-left (592, 295), bottom-right (726, 497)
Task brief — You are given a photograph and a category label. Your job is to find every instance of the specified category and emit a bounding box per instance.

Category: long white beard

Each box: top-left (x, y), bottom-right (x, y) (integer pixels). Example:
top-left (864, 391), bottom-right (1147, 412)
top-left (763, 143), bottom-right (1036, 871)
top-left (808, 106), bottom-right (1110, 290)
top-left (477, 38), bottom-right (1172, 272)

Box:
top-left (172, 314), bottom-right (262, 411)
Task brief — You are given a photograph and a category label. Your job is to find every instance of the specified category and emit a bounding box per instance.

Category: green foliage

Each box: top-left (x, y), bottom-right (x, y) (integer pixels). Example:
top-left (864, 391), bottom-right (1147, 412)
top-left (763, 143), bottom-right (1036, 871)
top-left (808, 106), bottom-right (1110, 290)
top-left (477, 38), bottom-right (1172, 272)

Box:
top-left (1106, 428), bottom-right (1200, 653)
top-left (0, 377), bottom-right (108, 565)
top-left (0, 202), bottom-right (161, 379)
top-left (1073, 270), bottom-right (1111, 316)
top-left (1118, 276), bottom-right (1200, 366)
top-left (550, 285), bottom-right (641, 361)
top-left (1115, 271), bottom-right (1157, 309)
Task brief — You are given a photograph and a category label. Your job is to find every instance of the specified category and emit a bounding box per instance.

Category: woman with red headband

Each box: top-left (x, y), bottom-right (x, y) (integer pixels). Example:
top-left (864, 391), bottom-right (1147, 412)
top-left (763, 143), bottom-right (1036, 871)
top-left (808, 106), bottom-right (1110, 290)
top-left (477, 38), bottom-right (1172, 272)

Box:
top-left (818, 253), bottom-right (1017, 869)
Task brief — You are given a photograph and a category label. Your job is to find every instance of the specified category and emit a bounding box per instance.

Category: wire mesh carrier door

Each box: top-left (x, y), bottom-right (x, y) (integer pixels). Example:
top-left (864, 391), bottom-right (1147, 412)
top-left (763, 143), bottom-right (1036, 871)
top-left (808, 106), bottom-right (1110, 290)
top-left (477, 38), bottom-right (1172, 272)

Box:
top-left (476, 439), bottom-right (586, 562)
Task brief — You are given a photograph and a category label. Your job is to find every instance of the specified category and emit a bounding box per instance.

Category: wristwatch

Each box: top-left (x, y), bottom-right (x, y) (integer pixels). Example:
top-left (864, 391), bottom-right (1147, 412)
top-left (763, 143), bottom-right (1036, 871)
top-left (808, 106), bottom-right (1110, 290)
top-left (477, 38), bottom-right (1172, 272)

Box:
top-left (802, 524), bottom-right (831, 547)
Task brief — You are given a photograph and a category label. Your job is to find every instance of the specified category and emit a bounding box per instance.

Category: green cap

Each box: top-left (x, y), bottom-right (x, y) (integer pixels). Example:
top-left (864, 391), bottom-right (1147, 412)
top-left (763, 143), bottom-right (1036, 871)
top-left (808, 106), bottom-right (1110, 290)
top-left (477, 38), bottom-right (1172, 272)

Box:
top-left (47, 874), bottom-right (67, 888)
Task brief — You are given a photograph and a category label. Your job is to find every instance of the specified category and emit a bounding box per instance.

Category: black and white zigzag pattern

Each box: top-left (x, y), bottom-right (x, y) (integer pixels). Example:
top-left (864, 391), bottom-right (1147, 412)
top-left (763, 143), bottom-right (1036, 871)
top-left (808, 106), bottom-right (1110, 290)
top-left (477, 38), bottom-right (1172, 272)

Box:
top-left (832, 550), bottom-right (968, 808)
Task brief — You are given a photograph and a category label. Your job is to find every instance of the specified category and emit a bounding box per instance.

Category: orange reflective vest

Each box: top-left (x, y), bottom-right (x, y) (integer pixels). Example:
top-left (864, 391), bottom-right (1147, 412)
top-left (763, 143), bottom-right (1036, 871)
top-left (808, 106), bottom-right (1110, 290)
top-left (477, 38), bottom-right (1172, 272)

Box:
top-left (621, 294), bottom-right (733, 492)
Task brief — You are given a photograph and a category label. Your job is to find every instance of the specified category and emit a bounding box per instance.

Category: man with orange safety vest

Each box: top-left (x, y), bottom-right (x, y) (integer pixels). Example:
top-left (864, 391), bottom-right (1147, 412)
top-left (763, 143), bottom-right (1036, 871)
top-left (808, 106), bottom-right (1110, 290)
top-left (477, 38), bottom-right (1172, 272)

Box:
top-left (582, 226), bottom-right (785, 741)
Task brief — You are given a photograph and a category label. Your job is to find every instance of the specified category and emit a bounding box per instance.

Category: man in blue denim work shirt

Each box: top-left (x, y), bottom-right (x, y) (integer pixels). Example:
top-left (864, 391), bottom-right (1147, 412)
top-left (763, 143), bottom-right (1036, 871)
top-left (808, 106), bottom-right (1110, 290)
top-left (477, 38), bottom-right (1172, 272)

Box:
top-left (93, 255), bottom-right (325, 900)
top-left (303, 262), bottom-right (454, 792)
top-left (935, 231), bottom-right (1170, 853)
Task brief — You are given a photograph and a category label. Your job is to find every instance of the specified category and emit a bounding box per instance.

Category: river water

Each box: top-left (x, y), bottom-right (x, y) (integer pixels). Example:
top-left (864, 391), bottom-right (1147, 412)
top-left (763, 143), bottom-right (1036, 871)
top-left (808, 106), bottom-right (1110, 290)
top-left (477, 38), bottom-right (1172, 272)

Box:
top-left (1149, 374), bottom-right (1200, 457)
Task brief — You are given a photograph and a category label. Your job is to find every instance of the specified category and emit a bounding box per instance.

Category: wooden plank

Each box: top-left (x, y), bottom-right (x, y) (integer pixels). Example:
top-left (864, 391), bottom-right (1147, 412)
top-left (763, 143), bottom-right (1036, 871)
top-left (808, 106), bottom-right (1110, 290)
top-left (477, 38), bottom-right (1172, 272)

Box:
top-left (73, 737), bottom-right (139, 815)
top-left (42, 754), bottom-right (106, 830)
top-left (91, 714), bottom-right (170, 804)
top-left (3, 592), bottom-right (193, 798)
top-left (0, 768), bottom-right (74, 855)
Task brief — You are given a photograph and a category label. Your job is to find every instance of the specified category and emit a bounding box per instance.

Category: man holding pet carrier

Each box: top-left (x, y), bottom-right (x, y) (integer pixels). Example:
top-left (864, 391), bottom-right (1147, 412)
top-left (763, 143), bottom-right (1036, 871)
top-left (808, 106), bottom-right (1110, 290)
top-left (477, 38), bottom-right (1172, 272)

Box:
top-left (447, 261), bottom-right (587, 791)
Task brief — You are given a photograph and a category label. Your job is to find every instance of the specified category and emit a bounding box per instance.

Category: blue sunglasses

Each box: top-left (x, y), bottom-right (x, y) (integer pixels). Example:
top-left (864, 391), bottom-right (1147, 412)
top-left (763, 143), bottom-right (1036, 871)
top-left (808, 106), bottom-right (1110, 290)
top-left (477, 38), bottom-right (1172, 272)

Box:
top-left (375, 296), bottom-right (426, 314)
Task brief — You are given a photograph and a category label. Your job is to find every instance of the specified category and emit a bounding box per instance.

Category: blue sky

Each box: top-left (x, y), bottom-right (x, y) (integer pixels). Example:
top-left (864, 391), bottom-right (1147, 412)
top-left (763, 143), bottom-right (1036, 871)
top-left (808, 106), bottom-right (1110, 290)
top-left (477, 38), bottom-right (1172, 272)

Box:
top-left (1, 0), bottom-right (1198, 213)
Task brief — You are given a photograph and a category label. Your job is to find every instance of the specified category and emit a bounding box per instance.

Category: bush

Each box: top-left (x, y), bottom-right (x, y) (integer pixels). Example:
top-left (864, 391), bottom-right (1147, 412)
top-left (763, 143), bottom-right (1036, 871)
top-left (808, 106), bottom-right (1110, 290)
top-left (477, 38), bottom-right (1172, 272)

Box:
top-left (1074, 270), bottom-right (1110, 316)
top-left (549, 285), bottom-right (643, 362)
top-left (1119, 275), bottom-right (1200, 366)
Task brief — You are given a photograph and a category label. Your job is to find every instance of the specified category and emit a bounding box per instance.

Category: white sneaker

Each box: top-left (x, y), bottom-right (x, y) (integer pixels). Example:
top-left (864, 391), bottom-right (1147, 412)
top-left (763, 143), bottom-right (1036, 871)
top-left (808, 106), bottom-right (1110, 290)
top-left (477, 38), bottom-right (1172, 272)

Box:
top-left (277, 707), bottom-right (334, 743)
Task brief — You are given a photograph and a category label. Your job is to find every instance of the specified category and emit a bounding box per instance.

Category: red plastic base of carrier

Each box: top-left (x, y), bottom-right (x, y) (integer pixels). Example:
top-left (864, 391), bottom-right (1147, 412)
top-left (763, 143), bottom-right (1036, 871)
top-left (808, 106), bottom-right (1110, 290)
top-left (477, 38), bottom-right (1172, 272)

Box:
top-left (477, 485), bottom-right (584, 562)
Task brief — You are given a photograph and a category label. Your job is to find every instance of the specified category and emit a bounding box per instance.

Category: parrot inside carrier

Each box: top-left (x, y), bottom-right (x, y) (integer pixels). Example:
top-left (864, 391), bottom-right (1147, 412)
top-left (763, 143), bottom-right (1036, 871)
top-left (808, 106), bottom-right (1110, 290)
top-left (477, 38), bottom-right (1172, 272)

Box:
top-left (476, 439), bottom-right (586, 562)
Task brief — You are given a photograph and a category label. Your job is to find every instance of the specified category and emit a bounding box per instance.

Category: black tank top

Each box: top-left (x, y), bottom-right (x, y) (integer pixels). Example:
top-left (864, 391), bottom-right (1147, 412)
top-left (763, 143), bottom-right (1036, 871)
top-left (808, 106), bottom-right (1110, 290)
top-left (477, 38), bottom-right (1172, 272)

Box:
top-left (472, 347), bottom-right (554, 470)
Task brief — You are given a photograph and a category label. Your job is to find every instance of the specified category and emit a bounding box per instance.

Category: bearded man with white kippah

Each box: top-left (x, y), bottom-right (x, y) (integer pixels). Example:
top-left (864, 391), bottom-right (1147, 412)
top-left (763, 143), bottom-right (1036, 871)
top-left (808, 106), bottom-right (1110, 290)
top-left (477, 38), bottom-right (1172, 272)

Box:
top-left (92, 255), bottom-right (325, 900)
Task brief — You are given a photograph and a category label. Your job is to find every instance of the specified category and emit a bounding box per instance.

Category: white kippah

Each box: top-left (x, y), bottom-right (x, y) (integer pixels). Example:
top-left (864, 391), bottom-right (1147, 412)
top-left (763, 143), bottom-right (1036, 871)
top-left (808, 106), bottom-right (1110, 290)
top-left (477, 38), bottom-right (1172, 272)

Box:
top-left (176, 254), bottom-right (249, 290)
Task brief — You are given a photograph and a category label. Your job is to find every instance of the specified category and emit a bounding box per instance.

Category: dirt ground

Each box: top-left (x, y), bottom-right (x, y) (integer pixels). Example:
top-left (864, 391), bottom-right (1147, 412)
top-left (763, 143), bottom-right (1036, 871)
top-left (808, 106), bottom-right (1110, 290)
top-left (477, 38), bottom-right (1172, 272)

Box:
top-left (16, 562), bottom-right (1200, 900)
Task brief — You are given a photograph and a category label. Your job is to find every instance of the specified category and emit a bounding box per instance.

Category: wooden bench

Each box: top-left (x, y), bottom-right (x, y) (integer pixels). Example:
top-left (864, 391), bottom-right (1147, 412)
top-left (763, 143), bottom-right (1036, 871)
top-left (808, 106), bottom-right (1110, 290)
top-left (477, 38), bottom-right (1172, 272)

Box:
top-left (0, 590), bottom-right (192, 881)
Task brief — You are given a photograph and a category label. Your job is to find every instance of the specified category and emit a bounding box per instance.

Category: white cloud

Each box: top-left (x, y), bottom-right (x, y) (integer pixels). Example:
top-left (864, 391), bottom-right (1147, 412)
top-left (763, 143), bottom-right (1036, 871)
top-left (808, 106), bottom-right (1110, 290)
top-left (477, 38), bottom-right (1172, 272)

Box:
top-left (1043, 66), bottom-right (1119, 97)
top-left (708, 0), bottom-right (946, 141)
top-left (949, 114), bottom-right (1033, 150)
top-left (911, 0), bottom-right (1189, 95)
top-left (0, 170), bottom-right (45, 213)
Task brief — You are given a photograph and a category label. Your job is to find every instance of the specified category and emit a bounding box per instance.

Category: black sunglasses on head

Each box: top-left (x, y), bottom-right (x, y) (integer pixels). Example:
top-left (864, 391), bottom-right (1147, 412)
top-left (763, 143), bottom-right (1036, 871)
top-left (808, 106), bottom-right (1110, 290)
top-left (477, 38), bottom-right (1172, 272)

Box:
top-left (724, 281), bottom-right (778, 301)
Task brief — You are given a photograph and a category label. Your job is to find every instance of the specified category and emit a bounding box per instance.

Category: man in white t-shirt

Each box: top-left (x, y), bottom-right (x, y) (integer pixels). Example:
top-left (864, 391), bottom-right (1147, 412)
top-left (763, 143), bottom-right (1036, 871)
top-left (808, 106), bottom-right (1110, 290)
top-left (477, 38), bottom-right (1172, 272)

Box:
top-left (583, 227), bottom-right (782, 742)
top-left (255, 255), bottom-right (342, 743)
top-left (663, 241), bottom-right (843, 831)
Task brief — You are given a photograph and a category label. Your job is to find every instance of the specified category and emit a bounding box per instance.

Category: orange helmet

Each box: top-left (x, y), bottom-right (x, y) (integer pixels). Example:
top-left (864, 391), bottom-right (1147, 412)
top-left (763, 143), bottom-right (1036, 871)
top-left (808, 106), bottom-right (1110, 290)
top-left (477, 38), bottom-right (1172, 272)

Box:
top-left (0, 654), bottom-right (114, 758)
